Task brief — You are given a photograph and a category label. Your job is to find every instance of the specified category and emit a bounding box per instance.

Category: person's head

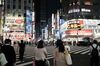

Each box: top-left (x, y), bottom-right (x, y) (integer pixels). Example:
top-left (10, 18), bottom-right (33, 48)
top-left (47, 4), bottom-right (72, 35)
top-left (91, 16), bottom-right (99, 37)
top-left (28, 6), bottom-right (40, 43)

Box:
top-left (21, 40), bottom-right (23, 43)
top-left (37, 40), bottom-right (44, 48)
top-left (4, 39), bottom-right (11, 45)
top-left (56, 39), bottom-right (65, 53)
top-left (93, 40), bottom-right (98, 44)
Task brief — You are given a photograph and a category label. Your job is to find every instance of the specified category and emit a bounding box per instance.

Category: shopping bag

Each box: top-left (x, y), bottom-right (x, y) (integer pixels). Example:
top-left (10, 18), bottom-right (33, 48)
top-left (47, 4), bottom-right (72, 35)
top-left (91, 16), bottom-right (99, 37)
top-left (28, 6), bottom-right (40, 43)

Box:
top-left (99, 52), bottom-right (100, 56)
top-left (33, 60), bottom-right (35, 66)
top-left (64, 52), bottom-right (72, 65)
top-left (45, 59), bottom-right (50, 66)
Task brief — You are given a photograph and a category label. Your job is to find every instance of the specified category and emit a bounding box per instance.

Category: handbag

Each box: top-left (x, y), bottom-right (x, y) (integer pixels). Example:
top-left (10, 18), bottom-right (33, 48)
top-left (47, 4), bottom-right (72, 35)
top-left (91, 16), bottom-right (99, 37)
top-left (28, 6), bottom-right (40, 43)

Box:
top-left (45, 59), bottom-right (50, 66)
top-left (0, 53), bottom-right (8, 66)
top-left (64, 50), bottom-right (72, 65)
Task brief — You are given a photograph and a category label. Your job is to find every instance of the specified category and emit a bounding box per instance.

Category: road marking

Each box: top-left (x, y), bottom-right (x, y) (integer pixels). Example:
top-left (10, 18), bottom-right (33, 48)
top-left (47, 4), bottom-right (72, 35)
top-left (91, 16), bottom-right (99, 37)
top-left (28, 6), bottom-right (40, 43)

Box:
top-left (74, 49), bottom-right (88, 54)
top-left (81, 50), bottom-right (90, 54)
top-left (70, 48), bottom-right (86, 53)
top-left (16, 57), bottom-right (53, 66)
top-left (16, 61), bottom-right (33, 66)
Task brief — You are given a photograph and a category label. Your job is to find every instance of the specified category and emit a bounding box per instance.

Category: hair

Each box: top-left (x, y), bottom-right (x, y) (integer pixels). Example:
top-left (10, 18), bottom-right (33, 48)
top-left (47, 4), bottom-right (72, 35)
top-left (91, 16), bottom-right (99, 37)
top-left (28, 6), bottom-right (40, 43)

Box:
top-left (93, 40), bottom-right (98, 44)
top-left (56, 39), bottom-right (65, 53)
top-left (21, 40), bottom-right (24, 43)
top-left (4, 39), bottom-right (11, 44)
top-left (37, 40), bottom-right (44, 48)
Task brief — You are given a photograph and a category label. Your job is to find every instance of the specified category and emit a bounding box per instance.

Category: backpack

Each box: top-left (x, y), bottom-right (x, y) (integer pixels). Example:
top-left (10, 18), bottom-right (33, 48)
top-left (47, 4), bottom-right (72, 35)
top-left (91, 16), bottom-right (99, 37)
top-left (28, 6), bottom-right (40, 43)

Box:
top-left (91, 44), bottom-right (99, 57)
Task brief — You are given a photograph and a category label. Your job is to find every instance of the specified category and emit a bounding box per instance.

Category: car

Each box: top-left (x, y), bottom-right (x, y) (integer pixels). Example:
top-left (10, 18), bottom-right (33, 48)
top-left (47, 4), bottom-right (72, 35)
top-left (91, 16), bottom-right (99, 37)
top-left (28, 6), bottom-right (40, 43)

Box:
top-left (77, 41), bottom-right (90, 46)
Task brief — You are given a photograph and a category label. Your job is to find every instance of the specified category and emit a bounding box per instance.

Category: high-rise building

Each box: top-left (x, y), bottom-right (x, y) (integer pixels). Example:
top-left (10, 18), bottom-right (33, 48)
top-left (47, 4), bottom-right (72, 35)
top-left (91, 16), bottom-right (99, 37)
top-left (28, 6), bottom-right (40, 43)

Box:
top-left (62, 0), bottom-right (100, 19)
top-left (3, 0), bottom-right (34, 41)
top-left (0, 0), bottom-right (4, 42)
top-left (60, 0), bottom-right (100, 42)
top-left (34, 0), bottom-right (60, 39)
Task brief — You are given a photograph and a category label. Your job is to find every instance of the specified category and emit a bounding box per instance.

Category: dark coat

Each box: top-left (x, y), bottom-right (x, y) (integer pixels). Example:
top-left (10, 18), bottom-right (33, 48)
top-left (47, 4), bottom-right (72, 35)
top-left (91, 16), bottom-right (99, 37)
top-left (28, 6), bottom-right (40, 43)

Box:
top-left (1, 44), bottom-right (16, 63)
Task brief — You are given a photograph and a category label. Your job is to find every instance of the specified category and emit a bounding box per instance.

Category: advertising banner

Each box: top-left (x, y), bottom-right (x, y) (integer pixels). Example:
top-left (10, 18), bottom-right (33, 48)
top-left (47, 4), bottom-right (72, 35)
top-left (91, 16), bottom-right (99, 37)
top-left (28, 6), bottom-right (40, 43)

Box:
top-left (67, 19), bottom-right (84, 29)
top-left (65, 29), bottom-right (93, 36)
top-left (26, 10), bottom-right (32, 34)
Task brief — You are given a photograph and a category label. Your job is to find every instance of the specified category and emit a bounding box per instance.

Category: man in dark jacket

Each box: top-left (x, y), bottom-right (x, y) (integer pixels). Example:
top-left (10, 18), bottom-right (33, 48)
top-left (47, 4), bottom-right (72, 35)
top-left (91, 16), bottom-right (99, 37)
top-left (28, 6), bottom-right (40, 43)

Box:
top-left (1, 39), bottom-right (16, 66)
top-left (18, 40), bottom-right (25, 62)
top-left (89, 40), bottom-right (100, 66)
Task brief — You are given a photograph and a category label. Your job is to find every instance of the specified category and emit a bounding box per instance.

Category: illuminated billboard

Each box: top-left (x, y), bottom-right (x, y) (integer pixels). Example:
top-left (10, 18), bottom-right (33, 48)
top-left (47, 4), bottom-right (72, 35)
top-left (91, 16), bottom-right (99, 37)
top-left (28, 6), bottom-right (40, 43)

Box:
top-left (67, 19), bottom-right (84, 29)
top-left (65, 29), bottom-right (93, 36)
top-left (5, 17), bottom-right (24, 32)
top-left (26, 10), bottom-right (32, 34)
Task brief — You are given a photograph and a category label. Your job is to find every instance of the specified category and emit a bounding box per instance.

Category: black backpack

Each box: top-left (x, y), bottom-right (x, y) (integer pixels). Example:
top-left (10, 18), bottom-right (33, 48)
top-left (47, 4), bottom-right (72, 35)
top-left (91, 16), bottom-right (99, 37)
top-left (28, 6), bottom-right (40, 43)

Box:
top-left (91, 44), bottom-right (99, 57)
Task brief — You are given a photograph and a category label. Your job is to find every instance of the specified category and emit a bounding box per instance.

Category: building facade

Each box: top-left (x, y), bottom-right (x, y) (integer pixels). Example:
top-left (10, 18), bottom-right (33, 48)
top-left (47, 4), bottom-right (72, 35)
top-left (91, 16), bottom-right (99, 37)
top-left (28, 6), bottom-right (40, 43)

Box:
top-left (60, 0), bottom-right (100, 42)
top-left (0, 0), bottom-right (4, 42)
top-left (34, 0), bottom-right (61, 40)
top-left (3, 0), bottom-right (34, 41)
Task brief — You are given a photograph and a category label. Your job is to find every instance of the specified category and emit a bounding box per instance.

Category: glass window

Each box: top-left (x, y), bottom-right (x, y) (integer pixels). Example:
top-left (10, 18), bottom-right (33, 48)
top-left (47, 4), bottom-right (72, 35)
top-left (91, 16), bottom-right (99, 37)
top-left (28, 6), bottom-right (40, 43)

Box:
top-left (13, 5), bottom-right (16, 9)
top-left (19, 4), bottom-right (21, 9)
top-left (24, 6), bottom-right (26, 10)
top-left (7, 0), bottom-right (10, 3)
top-left (18, 14), bottom-right (21, 17)
top-left (7, 4), bottom-right (10, 9)
top-left (13, 0), bottom-right (16, 2)
top-left (13, 11), bottom-right (15, 16)
top-left (29, 0), bottom-right (31, 3)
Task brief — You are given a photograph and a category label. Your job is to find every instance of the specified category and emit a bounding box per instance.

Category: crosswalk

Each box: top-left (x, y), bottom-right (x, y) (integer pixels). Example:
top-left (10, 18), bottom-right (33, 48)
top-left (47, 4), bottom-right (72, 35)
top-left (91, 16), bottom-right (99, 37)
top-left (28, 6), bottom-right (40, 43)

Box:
top-left (16, 53), bottom-right (53, 66)
top-left (70, 46), bottom-right (91, 55)
top-left (16, 46), bottom-right (91, 66)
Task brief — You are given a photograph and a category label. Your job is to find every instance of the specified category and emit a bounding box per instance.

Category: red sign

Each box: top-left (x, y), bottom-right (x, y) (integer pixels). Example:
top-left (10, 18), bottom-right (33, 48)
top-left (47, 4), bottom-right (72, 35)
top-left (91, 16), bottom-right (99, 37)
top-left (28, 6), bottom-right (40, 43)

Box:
top-left (65, 29), bottom-right (93, 36)
top-left (15, 19), bottom-right (23, 24)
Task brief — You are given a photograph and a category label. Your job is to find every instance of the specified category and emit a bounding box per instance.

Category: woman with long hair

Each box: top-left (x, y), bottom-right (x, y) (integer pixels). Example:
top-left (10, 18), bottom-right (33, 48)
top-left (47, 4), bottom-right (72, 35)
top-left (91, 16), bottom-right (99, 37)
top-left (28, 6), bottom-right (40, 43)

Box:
top-left (34, 40), bottom-right (47, 66)
top-left (54, 39), bottom-right (68, 66)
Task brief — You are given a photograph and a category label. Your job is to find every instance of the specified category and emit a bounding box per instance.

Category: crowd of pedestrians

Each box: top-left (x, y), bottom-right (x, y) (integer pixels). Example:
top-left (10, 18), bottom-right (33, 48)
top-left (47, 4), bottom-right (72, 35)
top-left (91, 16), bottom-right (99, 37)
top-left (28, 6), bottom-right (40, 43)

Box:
top-left (0, 38), bottom-right (100, 66)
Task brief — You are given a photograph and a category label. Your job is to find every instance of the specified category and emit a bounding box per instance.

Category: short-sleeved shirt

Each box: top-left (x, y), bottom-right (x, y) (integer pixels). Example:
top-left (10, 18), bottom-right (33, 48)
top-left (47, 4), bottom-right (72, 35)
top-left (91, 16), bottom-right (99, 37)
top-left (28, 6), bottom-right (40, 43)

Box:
top-left (34, 47), bottom-right (47, 60)
top-left (0, 53), bottom-right (7, 66)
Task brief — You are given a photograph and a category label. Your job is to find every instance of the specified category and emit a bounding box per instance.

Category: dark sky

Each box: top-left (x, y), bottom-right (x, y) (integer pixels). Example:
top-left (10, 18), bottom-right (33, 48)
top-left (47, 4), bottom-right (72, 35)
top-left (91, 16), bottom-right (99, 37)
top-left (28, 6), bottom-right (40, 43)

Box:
top-left (47, 0), bottom-right (61, 13)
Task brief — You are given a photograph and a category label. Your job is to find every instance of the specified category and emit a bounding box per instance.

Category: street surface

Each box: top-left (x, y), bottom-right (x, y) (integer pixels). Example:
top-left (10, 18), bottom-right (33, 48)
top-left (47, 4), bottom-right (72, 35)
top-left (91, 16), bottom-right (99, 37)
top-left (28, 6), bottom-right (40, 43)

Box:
top-left (14, 45), bottom-right (100, 66)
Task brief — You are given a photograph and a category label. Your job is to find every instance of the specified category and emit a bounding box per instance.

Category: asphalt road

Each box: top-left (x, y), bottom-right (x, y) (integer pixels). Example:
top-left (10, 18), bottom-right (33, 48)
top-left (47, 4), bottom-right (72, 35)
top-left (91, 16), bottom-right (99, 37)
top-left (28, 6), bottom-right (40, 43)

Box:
top-left (15, 45), bottom-right (100, 66)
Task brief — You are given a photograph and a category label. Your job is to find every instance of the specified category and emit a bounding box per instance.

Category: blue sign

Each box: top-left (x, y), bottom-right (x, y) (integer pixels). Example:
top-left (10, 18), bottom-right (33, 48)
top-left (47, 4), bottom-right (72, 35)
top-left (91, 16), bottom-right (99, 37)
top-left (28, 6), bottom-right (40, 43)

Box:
top-left (26, 25), bottom-right (32, 33)
top-left (26, 10), bottom-right (32, 34)
top-left (60, 19), bottom-right (65, 25)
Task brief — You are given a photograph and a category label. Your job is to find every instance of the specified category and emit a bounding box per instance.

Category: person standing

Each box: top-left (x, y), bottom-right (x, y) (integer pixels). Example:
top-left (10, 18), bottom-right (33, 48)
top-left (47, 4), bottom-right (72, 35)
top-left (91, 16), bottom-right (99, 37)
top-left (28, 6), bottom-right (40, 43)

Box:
top-left (89, 40), bottom-right (100, 66)
top-left (54, 39), bottom-right (68, 66)
top-left (34, 40), bottom-right (48, 66)
top-left (18, 40), bottom-right (25, 62)
top-left (0, 44), bottom-right (8, 66)
top-left (1, 39), bottom-right (16, 66)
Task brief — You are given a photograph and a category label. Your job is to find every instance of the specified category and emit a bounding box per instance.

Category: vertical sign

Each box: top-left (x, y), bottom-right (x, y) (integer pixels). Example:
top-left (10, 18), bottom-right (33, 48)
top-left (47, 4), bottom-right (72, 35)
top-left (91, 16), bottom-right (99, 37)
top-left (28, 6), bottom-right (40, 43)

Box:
top-left (26, 10), bottom-right (32, 34)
